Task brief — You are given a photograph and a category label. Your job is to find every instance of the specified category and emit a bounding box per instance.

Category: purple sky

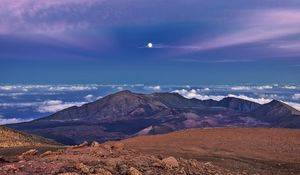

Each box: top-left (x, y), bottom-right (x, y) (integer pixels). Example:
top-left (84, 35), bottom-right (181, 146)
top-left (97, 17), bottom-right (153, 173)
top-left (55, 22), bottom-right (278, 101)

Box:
top-left (0, 0), bottom-right (300, 84)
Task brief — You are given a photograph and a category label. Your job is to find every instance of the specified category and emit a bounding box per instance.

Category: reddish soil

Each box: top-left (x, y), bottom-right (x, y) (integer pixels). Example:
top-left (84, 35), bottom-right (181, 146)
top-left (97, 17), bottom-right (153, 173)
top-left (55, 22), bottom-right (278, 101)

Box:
top-left (0, 128), bottom-right (300, 175)
top-left (120, 128), bottom-right (300, 174)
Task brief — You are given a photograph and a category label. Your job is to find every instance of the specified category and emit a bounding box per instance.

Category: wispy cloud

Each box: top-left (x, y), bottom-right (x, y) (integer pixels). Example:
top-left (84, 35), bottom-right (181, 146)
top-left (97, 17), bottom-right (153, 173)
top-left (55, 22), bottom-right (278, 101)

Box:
top-left (0, 115), bottom-right (33, 125)
top-left (37, 100), bottom-right (85, 113)
top-left (154, 9), bottom-right (300, 57)
top-left (0, 100), bottom-right (86, 113)
top-left (144, 85), bottom-right (161, 91)
top-left (191, 10), bottom-right (300, 51)
top-left (292, 93), bottom-right (300, 100)
top-left (0, 0), bottom-right (105, 35)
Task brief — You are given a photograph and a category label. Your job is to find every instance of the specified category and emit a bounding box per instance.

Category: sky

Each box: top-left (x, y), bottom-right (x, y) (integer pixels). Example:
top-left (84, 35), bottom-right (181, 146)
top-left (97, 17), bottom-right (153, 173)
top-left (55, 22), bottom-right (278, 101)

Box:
top-left (1, 0), bottom-right (300, 84)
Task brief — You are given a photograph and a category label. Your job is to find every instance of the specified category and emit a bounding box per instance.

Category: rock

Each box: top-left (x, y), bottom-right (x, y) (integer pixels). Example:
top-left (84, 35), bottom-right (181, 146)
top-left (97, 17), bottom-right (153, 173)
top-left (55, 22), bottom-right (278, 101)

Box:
top-left (103, 144), bottom-right (112, 150)
top-left (19, 149), bottom-right (38, 160)
top-left (103, 144), bottom-right (113, 153)
top-left (40, 151), bottom-right (53, 158)
top-left (104, 158), bottom-right (122, 168)
top-left (72, 141), bottom-right (89, 149)
top-left (95, 168), bottom-right (112, 175)
top-left (1, 164), bottom-right (20, 174)
top-left (117, 164), bottom-right (128, 174)
top-left (91, 141), bottom-right (101, 147)
top-left (128, 167), bottom-right (143, 175)
top-left (75, 163), bottom-right (90, 174)
top-left (112, 142), bottom-right (124, 151)
top-left (151, 162), bottom-right (162, 168)
top-left (58, 173), bottom-right (79, 175)
top-left (162, 156), bottom-right (179, 169)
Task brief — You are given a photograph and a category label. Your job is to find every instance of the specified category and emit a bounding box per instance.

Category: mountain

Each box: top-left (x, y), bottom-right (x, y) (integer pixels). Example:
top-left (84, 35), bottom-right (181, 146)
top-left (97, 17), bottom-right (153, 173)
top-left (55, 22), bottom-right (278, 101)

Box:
top-left (0, 126), bottom-right (60, 148)
top-left (6, 90), bottom-right (299, 144)
top-left (249, 100), bottom-right (300, 128)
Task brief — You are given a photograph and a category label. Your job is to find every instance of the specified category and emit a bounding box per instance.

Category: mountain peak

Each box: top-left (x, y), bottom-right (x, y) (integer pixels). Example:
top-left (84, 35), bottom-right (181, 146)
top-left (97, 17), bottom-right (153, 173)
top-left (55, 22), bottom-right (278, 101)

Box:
top-left (115, 90), bottom-right (134, 95)
top-left (269, 99), bottom-right (285, 105)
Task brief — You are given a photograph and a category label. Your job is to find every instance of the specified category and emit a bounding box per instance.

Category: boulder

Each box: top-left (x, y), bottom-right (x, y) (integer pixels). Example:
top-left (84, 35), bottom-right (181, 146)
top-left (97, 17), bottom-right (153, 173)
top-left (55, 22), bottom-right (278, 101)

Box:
top-left (112, 143), bottom-right (124, 151)
top-left (75, 163), bottom-right (90, 174)
top-left (91, 141), bottom-right (101, 147)
top-left (128, 167), bottom-right (143, 175)
top-left (72, 141), bottom-right (89, 149)
top-left (40, 151), bottom-right (53, 158)
top-left (162, 156), bottom-right (179, 169)
top-left (95, 168), bottom-right (112, 175)
top-left (18, 149), bottom-right (38, 160)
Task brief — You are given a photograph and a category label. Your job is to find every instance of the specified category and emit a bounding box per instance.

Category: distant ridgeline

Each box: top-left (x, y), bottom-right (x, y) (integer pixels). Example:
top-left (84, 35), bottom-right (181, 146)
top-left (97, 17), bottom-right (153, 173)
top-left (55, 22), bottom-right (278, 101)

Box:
top-left (6, 90), bottom-right (300, 145)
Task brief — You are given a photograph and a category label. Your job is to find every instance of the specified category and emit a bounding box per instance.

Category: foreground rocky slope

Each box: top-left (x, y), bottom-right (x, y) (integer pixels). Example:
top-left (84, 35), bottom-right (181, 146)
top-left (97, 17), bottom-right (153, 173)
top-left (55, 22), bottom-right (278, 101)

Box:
top-left (0, 126), bottom-right (60, 148)
top-left (0, 141), bottom-right (237, 175)
top-left (0, 128), bottom-right (299, 175)
top-left (7, 90), bottom-right (300, 144)
top-left (121, 128), bottom-right (300, 175)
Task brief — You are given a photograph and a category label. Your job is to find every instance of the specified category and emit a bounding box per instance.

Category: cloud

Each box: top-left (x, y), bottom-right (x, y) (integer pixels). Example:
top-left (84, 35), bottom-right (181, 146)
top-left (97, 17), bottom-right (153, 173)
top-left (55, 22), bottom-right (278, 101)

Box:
top-left (203, 10), bottom-right (300, 50)
top-left (0, 93), bottom-right (25, 97)
top-left (173, 89), bottom-right (300, 110)
top-left (230, 85), bottom-right (272, 91)
top-left (0, 85), bottom-right (28, 91)
top-left (231, 86), bottom-right (251, 91)
top-left (286, 102), bottom-right (300, 111)
top-left (172, 89), bottom-right (225, 101)
top-left (169, 9), bottom-right (300, 54)
top-left (145, 86), bottom-right (161, 91)
top-left (270, 41), bottom-right (300, 52)
top-left (283, 85), bottom-right (297, 89)
top-left (84, 94), bottom-right (94, 101)
top-left (0, 115), bottom-right (33, 125)
top-left (255, 85), bottom-right (273, 90)
top-left (0, 0), bottom-right (104, 35)
top-left (0, 102), bottom-right (40, 108)
top-left (292, 93), bottom-right (300, 100)
top-left (36, 100), bottom-right (85, 113)
top-left (227, 94), bottom-right (271, 104)
top-left (0, 85), bottom-right (98, 92)
top-left (48, 85), bottom-right (98, 91)
top-left (0, 100), bottom-right (86, 113)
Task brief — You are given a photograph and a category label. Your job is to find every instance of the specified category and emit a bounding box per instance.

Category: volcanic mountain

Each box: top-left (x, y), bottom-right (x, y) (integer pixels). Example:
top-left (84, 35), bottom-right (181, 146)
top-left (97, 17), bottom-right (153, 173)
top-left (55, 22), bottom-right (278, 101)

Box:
top-left (249, 100), bottom-right (300, 128)
top-left (7, 90), bottom-right (300, 144)
top-left (0, 126), bottom-right (60, 148)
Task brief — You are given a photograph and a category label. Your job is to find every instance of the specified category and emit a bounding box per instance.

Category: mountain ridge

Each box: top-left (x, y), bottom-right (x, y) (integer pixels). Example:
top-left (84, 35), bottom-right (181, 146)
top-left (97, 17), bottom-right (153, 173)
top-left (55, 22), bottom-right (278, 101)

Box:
top-left (6, 90), bottom-right (300, 144)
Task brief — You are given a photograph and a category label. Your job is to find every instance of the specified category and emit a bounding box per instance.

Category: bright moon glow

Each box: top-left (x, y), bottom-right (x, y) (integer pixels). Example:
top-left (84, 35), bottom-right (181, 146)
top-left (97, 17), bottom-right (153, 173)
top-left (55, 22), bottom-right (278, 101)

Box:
top-left (148, 43), bottom-right (153, 48)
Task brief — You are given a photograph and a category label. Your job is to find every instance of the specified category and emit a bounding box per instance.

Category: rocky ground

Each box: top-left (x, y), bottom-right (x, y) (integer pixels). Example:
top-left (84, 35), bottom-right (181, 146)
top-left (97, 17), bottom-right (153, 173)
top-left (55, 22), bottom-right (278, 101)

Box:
top-left (0, 141), bottom-right (240, 175)
top-left (1, 128), bottom-right (300, 175)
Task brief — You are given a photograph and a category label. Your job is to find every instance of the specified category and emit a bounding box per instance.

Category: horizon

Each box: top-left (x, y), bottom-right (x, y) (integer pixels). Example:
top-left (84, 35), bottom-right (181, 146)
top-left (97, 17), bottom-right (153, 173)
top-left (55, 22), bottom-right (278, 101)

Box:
top-left (0, 83), bottom-right (299, 125)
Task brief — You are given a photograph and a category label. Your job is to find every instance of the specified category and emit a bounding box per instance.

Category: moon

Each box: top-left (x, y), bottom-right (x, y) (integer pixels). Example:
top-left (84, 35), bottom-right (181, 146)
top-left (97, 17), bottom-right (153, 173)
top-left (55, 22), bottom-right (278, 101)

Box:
top-left (148, 43), bottom-right (153, 48)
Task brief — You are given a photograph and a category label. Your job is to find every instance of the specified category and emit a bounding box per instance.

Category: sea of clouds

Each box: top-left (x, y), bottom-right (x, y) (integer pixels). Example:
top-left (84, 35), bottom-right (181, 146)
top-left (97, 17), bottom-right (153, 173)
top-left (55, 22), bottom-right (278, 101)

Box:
top-left (0, 84), bottom-right (299, 125)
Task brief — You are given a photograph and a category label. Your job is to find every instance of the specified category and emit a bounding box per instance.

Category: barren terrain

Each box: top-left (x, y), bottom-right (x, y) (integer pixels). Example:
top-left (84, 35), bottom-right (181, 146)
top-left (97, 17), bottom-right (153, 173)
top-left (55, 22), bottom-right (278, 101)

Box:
top-left (0, 128), bottom-right (300, 174)
top-left (120, 128), bottom-right (300, 174)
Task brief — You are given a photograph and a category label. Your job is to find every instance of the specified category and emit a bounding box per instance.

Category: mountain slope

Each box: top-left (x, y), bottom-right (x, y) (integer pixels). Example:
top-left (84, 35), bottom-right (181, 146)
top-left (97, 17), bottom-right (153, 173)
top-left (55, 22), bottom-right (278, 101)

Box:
top-left (249, 100), bottom-right (300, 128)
top-left (0, 126), bottom-right (61, 148)
top-left (6, 90), bottom-right (299, 144)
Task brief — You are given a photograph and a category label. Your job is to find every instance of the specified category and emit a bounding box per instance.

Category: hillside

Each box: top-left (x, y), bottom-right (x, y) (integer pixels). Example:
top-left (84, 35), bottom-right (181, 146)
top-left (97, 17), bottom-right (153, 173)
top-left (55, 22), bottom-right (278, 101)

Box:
top-left (249, 100), bottom-right (300, 128)
top-left (0, 128), bottom-right (299, 175)
top-left (0, 126), bottom-right (60, 148)
top-left (120, 128), bottom-right (300, 174)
